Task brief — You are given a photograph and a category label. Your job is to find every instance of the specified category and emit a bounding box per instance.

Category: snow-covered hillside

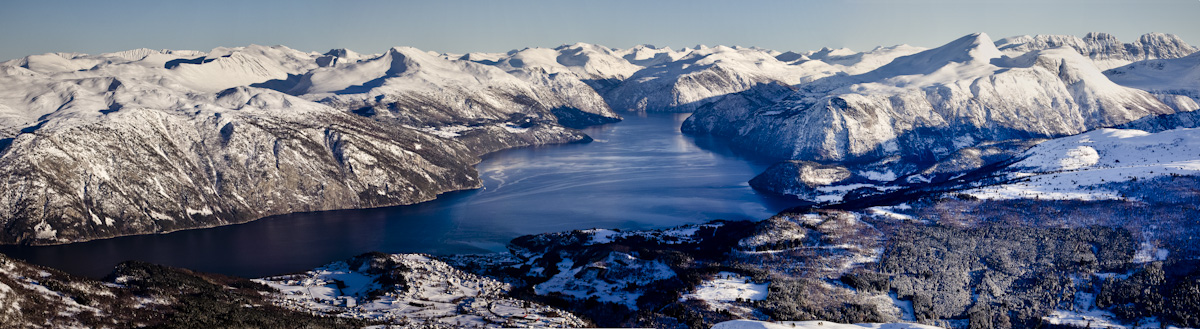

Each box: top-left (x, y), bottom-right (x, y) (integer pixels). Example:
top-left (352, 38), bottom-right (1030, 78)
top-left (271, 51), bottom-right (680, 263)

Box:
top-left (964, 127), bottom-right (1200, 201)
top-left (0, 74), bottom-right (488, 244)
top-left (684, 32), bottom-right (1177, 166)
top-left (289, 46), bottom-right (619, 128)
top-left (1105, 51), bottom-right (1200, 111)
top-left (0, 44), bottom-right (618, 244)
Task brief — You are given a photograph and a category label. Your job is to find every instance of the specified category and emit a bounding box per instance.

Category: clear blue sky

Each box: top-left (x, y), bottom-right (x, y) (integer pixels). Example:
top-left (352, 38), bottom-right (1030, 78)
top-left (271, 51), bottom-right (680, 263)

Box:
top-left (1, 0), bottom-right (1196, 61)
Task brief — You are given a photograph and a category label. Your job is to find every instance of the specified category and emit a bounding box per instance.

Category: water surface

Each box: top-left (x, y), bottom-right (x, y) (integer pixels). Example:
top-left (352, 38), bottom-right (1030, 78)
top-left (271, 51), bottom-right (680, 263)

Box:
top-left (0, 113), bottom-right (801, 278)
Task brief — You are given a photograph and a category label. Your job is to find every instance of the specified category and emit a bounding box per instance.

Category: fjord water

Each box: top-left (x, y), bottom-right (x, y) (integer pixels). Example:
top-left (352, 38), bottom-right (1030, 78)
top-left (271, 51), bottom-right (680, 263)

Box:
top-left (0, 113), bottom-right (801, 278)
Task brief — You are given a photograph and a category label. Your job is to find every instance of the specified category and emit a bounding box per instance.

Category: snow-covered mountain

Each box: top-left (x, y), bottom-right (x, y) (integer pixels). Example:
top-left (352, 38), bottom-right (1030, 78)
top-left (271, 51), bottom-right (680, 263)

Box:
top-left (604, 44), bottom-right (924, 112)
top-left (962, 127), bottom-right (1200, 201)
top-left (0, 32), bottom-right (1193, 243)
top-left (684, 32), bottom-right (1177, 168)
top-left (289, 46), bottom-right (619, 128)
top-left (0, 44), bottom-right (619, 245)
top-left (256, 252), bottom-right (587, 327)
top-left (995, 32), bottom-right (1198, 70)
top-left (0, 87), bottom-right (483, 245)
top-left (1104, 51), bottom-right (1200, 111)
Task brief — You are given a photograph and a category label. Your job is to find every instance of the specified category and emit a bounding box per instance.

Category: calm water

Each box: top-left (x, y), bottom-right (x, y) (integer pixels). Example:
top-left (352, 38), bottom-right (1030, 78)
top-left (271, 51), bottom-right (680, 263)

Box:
top-left (0, 113), bottom-right (801, 278)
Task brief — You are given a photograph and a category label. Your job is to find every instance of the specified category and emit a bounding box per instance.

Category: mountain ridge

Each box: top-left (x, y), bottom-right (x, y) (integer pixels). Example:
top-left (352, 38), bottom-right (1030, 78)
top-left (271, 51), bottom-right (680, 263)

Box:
top-left (0, 31), bottom-right (1195, 243)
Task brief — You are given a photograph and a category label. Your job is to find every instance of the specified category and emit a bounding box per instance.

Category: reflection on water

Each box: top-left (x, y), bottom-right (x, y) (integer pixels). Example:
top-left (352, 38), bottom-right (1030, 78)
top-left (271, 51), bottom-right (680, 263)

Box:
top-left (0, 113), bottom-right (803, 278)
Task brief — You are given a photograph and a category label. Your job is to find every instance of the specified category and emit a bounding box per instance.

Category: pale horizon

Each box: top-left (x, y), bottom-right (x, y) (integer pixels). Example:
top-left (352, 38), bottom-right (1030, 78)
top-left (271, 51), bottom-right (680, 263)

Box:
top-left (1, 0), bottom-right (1197, 62)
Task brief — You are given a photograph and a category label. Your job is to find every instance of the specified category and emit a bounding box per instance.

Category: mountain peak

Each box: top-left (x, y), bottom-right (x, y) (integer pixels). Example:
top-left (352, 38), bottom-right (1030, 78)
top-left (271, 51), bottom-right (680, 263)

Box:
top-left (1084, 32), bottom-right (1120, 43)
top-left (775, 51), bottom-right (806, 62)
top-left (1130, 32), bottom-right (1198, 60)
top-left (866, 32), bottom-right (1001, 78)
top-left (899, 32), bottom-right (1002, 65)
top-left (1135, 32), bottom-right (1193, 49)
top-left (388, 46), bottom-right (429, 56)
top-left (558, 42), bottom-right (604, 51)
top-left (1139, 32), bottom-right (1183, 42)
top-left (956, 32), bottom-right (1003, 61)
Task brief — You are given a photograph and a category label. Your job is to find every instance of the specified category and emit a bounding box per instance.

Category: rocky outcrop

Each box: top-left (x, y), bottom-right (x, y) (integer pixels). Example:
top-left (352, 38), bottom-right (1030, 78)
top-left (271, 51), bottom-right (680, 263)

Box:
top-left (0, 91), bottom-right (482, 245)
top-left (291, 47), bottom-right (621, 127)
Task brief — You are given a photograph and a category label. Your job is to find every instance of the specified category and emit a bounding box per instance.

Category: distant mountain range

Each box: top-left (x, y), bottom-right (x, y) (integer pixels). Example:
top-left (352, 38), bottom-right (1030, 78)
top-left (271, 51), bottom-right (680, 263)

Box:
top-left (0, 32), bottom-right (1196, 244)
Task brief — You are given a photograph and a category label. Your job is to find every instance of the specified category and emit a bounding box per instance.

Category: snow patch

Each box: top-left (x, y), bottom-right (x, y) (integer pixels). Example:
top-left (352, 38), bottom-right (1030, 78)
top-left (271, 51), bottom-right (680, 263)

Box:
top-left (1132, 242), bottom-right (1170, 263)
top-left (257, 254), bottom-right (585, 327)
top-left (713, 319), bottom-right (942, 329)
top-left (860, 170), bottom-right (897, 182)
top-left (682, 272), bottom-right (767, 303)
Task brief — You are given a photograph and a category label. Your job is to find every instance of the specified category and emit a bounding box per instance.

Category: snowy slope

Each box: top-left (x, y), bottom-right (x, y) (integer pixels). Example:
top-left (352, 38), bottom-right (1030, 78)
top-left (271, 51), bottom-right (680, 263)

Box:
top-left (291, 46), bottom-right (619, 128)
top-left (0, 33), bottom-right (1190, 244)
top-left (1104, 51), bottom-right (1200, 111)
top-left (684, 33), bottom-right (1175, 165)
top-left (964, 127), bottom-right (1200, 201)
top-left (604, 46), bottom-right (807, 112)
top-left (0, 86), bottom-right (484, 245)
top-left (795, 45), bottom-right (928, 75)
top-left (681, 271), bottom-right (768, 317)
top-left (0, 44), bottom-right (618, 244)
